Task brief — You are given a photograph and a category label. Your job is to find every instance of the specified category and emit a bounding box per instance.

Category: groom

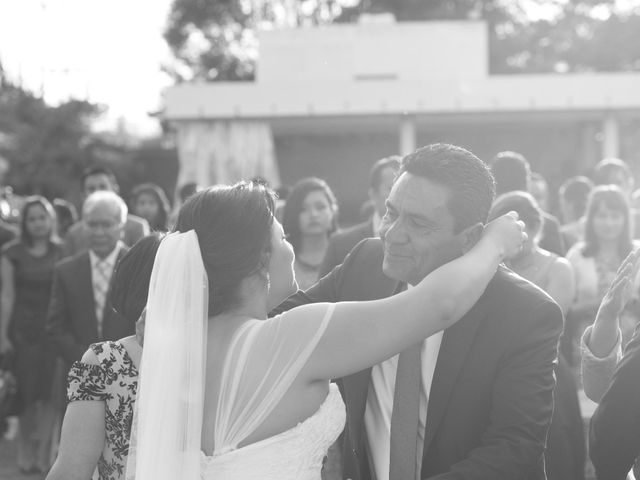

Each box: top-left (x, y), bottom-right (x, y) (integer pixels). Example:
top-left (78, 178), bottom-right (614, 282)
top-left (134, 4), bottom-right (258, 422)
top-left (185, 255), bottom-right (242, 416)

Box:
top-left (274, 143), bottom-right (563, 479)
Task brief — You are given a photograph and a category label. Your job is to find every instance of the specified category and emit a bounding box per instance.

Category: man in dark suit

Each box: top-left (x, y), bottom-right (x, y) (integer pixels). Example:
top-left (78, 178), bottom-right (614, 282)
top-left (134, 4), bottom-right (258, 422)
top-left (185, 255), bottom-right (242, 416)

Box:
top-left (47, 191), bottom-right (133, 364)
top-left (320, 155), bottom-right (400, 276)
top-left (275, 144), bottom-right (562, 480)
top-left (63, 165), bottom-right (149, 257)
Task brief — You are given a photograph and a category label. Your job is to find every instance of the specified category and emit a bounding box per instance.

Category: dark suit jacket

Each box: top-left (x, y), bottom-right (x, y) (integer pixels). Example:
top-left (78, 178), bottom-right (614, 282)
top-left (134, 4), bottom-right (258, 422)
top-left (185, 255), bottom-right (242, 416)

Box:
top-left (589, 324), bottom-right (640, 480)
top-left (320, 220), bottom-right (374, 277)
top-left (46, 248), bottom-right (133, 364)
top-left (62, 214), bottom-right (149, 258)
top-left (275, 238), bottom-right (563, 480)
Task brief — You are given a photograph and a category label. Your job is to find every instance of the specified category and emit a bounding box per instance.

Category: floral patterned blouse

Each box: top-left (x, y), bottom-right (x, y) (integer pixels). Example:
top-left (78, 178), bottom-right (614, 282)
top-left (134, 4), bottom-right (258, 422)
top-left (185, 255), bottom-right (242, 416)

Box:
top-left (67, 341), bottom-right (139, 480)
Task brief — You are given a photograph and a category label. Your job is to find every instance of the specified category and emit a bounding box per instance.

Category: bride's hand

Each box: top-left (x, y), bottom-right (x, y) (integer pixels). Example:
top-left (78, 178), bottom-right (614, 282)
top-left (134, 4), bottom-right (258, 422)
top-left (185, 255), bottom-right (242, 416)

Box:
top-left (482, 211), bottom-right (527, 260)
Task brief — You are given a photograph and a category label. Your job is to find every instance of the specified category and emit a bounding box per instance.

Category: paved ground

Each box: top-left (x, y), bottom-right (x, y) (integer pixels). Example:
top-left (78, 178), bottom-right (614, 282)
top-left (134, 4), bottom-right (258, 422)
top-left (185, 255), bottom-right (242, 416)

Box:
top-left (0, 439), bottom-right (44, 480)
top-left (0, 390), bottom-right (602, 480)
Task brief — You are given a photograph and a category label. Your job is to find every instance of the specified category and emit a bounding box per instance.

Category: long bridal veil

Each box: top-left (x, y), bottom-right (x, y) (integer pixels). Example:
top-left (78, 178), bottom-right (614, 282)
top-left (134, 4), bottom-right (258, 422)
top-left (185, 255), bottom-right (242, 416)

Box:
top-left (126, 231), bottom-right (208, 480)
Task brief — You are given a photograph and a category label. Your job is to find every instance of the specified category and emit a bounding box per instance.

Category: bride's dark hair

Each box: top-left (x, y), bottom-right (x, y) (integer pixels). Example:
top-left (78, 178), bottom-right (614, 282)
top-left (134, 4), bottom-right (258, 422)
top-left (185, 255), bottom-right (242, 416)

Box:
top-left (174, 181), bottom-right (276, 315)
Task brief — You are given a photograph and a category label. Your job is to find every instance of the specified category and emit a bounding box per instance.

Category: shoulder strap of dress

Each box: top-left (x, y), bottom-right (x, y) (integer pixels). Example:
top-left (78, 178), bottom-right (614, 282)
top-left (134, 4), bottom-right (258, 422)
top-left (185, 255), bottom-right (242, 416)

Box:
top-left (213, 303), bottom-right (336, 454)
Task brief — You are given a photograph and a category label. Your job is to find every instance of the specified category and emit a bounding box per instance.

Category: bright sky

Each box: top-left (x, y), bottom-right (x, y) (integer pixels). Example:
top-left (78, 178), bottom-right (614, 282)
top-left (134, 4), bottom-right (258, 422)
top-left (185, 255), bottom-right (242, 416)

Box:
top-left (1, 0), bottom-right (638, 137)
top-left (0, 0), bottom-right (174, 136)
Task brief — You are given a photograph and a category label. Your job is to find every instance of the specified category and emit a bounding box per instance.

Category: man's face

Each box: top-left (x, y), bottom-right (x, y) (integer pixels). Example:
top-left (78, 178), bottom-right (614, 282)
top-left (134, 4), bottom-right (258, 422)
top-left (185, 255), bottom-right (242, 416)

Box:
top-left (380, 172), bottom-right (466, 285)
top-left (84, 174), bottom-right (115, 198)
top-left (370, 166), bottom-right (398, 217)
top-left (84, 203), bottom-right (124, 257)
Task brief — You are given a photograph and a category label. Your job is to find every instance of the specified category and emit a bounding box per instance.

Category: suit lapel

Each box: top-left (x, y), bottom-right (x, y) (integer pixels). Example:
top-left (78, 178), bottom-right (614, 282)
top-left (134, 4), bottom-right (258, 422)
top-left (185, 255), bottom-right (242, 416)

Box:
top-left (77, 253), bottom-right (99, 339)
top-left (102, 246), bottom-right (128, 323)
top-left (422, 290), bottom-right (490, 456)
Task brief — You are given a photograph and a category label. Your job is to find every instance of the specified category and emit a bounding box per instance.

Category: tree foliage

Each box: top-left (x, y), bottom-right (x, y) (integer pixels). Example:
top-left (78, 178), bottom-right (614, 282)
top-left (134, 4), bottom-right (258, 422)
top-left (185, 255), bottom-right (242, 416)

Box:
top-left (0, 66), bottom-right (103, 199)
top-left (163, 0), bottom-right (640, 81)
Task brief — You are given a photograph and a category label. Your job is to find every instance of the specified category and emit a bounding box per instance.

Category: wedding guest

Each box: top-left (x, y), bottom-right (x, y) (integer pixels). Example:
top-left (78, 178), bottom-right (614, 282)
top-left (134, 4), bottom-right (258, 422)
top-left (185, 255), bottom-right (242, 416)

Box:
top-left (593, 158), bottom-right (635, 197)
top-left (593, 158), bottom-right (640, 239)
top-left (531, 171), bottom-right (551, 212)
top-left (581, 250), bottom-right (640, 401)
top-left (489, 191), bottom-right (574, 312)
top-left (46, 234), bottom-right (162, 480)
top-left (559, 176), bottom-right (594, 249)
top-left (168, 182), bottom-right (201, 226)
top-left (489, 191), bottom-right (584, 480)
top-left (580, 250), bottom-right (640, 480)
top-left (321, 155), bottom-right (400, 276)
top-left (566, 186), bottom-right (639, 366)
top-left (47, 191), bottom-right (132, 365)
top-left (282, 177), bottom-right (338, 290)
top-left (130, 183), bottom-right (171, 232)
top-left (53, 199), bottom-right (78, 239)
top-left (490, 151), bottom-right (566, 255)
top-left (0, 196), bottom-right (63, 473)
top-left (63, 166), bottom-right (149, 257)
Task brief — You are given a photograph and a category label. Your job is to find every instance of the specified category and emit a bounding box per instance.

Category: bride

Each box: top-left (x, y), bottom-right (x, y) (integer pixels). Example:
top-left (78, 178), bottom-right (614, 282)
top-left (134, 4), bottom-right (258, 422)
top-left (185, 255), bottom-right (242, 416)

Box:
top-left (127, 181), bottom-right (524, 480)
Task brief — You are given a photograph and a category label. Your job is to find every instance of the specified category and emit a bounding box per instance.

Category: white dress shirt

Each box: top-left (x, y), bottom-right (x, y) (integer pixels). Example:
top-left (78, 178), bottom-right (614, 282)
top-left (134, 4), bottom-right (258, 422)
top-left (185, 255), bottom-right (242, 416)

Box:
top-left (89, 243), bottom-right (122, 338)
top-left (364, 284), bottom-right (444, 480)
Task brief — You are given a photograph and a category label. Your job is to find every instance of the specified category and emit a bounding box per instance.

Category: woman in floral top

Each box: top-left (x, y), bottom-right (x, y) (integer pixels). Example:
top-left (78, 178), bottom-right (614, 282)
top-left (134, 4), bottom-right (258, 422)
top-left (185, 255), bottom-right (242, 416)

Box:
top-left (46, 233), bottom-right (162, 480)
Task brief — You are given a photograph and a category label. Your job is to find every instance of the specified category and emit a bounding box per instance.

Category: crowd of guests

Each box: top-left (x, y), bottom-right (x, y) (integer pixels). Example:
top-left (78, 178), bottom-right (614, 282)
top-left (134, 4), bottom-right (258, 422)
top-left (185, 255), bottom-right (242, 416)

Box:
top-left (0, 166), bottom-right (176, 474)
top-left (0, 146), bottom-right (638, 479)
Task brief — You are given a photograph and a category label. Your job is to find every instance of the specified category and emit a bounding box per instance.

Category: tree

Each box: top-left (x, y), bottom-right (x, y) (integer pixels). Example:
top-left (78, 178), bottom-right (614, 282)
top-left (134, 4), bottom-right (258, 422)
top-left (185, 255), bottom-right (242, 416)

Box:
top-left (0, 68), bottom-right (103, 200)
top-left (163, 0), bottom-right (640, 81)
top-left (163, 0), bottom-right (344, 82)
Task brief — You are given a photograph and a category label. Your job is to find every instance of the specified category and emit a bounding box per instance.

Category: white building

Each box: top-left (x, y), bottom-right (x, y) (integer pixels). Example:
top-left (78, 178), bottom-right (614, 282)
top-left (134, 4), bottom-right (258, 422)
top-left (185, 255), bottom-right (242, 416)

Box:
top-left (163, 20), bottom-right (640, 220)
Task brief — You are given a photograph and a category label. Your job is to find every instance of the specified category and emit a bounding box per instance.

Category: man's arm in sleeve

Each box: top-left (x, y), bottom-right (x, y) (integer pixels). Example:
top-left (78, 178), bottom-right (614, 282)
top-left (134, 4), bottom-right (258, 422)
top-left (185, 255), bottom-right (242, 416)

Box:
top-left (589, 325), bottom-right (640, 480)
top-left (427, 300), bottom-right (563, 479)
top-left (46, 266), bottom-right (85, 364)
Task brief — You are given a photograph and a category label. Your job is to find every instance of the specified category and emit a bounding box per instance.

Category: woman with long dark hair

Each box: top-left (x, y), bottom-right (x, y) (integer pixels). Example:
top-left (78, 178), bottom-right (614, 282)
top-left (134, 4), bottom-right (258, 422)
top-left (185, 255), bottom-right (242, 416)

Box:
top-left (281, 178), bottom-right (338, 289)
top-left (0, 196), bottom-right (63, 473)
top-left (130, 183), bottom-right (171, 232)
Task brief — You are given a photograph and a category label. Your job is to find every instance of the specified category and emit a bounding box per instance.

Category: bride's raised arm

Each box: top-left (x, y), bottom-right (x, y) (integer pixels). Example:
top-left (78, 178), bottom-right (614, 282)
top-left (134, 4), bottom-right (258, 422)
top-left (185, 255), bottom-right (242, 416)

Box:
top-left (292, 212), bottom-right (524, 383)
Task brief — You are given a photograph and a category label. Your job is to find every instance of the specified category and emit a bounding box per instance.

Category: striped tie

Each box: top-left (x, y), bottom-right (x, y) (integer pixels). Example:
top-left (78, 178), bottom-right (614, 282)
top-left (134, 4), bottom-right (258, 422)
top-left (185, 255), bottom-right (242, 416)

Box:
top-left (93, 260), bottom-right (111, 339)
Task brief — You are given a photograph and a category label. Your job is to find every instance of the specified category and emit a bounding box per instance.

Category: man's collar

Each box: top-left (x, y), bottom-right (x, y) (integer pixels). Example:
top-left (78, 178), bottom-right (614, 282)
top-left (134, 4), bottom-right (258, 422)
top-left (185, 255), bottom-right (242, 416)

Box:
top-left (89, 241), bottom-right (123, 267)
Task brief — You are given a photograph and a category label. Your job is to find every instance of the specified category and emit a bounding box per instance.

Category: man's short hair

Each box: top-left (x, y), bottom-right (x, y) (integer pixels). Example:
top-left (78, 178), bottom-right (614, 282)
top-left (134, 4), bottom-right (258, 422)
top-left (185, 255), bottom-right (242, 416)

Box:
top-left (560, 176), bottom-right (594, 218)
top-left (489, 151), bottom-right (531, 195)
top-left (369, 155), bottom-right (401, 191)
top-left (82, 191), bottom-right (128, 225)
top-left (400, 143), bottom-right (495, 232)
top-left (593, 158), bottom-right (634, 187)
top-left (81, 165), bottom-right (118, 190)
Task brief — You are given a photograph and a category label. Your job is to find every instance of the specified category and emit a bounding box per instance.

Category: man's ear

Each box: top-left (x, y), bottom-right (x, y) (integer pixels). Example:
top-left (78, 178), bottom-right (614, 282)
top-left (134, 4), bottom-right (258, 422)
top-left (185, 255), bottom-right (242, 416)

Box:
top-left (459, 222), bottom-right (484, 253)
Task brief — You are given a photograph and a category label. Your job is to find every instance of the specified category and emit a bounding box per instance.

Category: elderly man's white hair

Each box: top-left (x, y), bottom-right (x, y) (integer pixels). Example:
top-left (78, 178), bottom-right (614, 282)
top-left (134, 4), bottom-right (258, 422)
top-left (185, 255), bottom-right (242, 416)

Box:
top-left (82, 190), bottom-right (128, 225)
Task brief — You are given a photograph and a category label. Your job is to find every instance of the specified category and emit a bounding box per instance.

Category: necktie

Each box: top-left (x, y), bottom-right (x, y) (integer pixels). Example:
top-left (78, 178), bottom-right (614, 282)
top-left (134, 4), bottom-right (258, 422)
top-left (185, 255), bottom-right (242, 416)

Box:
top-left (94, 260), bottom-right (111, 339)
top-left (389, 343), bottom-right (422, 480)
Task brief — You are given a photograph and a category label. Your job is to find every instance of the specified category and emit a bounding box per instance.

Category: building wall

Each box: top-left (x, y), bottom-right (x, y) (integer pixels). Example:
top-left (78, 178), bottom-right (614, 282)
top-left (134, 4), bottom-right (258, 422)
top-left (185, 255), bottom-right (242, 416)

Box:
top-left (274, 121), bottom-right (602, 224)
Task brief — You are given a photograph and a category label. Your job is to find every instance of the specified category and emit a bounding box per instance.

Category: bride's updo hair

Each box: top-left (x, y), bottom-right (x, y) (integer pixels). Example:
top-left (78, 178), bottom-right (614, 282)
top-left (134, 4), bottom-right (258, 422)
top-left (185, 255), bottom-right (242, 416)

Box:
top-left (174, 181), bottom-right (276, 315)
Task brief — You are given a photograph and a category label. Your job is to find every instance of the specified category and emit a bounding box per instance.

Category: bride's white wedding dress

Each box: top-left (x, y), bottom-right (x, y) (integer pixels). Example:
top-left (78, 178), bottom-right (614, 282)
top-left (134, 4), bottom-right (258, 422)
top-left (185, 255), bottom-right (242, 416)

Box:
top-left (200, 304), bottom-right (346, 479)
top-left (128, 238), bottom-right (346, 480)
top-left (201, 383), bottom-right (345, 479)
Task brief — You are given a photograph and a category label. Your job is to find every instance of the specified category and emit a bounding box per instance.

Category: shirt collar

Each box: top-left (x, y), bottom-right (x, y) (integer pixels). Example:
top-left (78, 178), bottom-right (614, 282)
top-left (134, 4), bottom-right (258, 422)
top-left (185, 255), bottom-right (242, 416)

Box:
top-left (89, 242), bottom-right (123, 269)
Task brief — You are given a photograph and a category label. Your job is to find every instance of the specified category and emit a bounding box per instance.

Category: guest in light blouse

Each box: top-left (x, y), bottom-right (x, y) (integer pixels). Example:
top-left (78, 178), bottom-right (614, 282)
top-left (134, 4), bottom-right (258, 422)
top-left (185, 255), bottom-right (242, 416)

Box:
top-left (565, 186), bottom-right (639, 366)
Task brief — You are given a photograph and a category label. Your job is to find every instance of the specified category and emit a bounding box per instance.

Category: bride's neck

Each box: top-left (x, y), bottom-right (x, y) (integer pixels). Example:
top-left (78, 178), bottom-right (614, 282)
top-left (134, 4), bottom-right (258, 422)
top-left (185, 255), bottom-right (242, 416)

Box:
top-left (230, 276), bottom-right (269, 320)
